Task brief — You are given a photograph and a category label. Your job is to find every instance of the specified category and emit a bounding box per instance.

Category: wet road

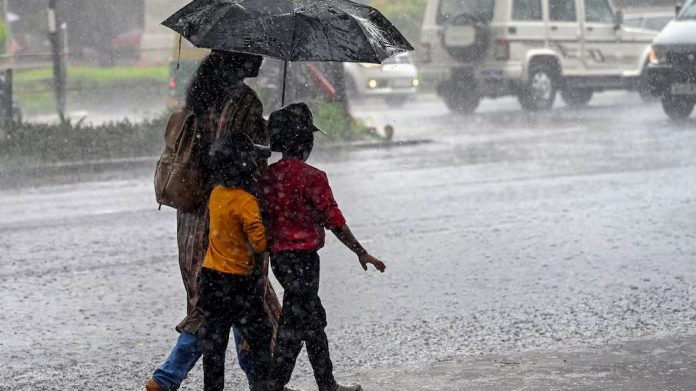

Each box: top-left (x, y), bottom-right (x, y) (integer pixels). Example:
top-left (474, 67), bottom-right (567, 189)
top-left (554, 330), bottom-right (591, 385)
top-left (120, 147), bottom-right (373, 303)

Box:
top-left (2, 92), bottom-right (696, 390)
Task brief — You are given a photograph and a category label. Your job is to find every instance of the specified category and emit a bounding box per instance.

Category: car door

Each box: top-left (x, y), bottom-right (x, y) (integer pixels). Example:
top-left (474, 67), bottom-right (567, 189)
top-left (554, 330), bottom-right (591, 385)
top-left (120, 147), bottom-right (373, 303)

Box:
top-left (547, 0), bottom-right (585, 76)
top-left (581, 0), bottom-right (621, 73)
top-left (508, 0), bottom-right (546, 67)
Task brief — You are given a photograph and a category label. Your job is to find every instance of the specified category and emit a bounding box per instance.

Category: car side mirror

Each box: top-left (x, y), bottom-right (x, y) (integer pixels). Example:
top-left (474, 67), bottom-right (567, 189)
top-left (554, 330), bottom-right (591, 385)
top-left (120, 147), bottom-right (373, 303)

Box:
top-left (676, 3), bottom-right (682, 15)
top-left (614, 10), bottom-right (624, 30)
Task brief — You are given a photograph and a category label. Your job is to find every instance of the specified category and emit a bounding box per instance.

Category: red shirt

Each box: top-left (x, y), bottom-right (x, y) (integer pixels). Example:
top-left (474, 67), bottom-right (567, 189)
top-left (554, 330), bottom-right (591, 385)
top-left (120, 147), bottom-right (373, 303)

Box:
top-left (261, 158), bottom-right (346, 254)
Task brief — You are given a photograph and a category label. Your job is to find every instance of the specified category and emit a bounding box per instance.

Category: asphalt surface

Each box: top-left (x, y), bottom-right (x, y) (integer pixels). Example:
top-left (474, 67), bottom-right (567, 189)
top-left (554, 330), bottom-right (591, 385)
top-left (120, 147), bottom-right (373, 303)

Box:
top-left (2, 92), bottom-right (696, 390)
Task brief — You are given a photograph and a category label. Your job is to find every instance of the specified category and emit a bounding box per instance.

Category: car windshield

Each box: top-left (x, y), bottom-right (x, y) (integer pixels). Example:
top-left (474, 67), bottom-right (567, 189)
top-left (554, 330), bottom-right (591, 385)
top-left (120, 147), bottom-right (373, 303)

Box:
top-left (644, 16), bottom-right (673, 31)
top-left (678, 0), bottom-right (696, 19)
top-left (623, 17), bottom-right (642, 28)
top-left (437, 0), bottom-right (495, 24)
top-left (384, 55), bottom-right (411, 64)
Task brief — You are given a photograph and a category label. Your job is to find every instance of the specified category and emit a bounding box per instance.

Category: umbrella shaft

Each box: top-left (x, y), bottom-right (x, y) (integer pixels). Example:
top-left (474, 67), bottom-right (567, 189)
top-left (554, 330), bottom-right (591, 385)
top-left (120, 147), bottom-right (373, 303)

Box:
top-left (281, 60), bottom-right (288, 107)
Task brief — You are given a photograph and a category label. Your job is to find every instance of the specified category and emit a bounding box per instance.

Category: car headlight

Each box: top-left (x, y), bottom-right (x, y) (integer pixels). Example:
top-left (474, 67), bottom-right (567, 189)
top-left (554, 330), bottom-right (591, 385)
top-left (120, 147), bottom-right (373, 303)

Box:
top-left (412, 79), bottom-right (420, 87)
top-left (368, 79), bottom-right (379, 88)
top-left (648, 47), bottom-right (666, 65)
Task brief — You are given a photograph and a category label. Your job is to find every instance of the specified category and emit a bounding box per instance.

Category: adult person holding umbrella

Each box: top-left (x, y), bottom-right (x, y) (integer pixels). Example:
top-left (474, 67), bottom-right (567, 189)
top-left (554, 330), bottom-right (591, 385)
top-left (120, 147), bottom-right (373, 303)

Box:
top-left (146, 50), bottom-right (288, 391)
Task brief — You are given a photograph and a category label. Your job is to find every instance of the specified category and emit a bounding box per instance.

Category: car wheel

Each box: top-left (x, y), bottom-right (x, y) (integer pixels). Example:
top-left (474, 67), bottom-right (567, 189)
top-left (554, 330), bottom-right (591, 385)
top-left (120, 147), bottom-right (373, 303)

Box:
top-left (385, 96), bottom-right (408, 108)
top-left (519, 65), bottom-right (557, 111)
top-left (439, 78), bottom-right (480, 114)
top-left (662, 95), bottom-right (695, 120)
top-left (561, 88), bottom-right (593, 107)
top-left (637, 66), bottom-right (658, 102)
top-left (443, 90), bottom-right (480, 114)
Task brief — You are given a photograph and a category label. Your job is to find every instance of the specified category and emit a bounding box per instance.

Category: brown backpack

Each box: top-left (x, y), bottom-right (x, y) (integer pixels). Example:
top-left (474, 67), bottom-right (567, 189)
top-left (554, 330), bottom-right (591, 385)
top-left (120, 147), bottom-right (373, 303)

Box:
top-left (154, 109), bottom-right (208, 211)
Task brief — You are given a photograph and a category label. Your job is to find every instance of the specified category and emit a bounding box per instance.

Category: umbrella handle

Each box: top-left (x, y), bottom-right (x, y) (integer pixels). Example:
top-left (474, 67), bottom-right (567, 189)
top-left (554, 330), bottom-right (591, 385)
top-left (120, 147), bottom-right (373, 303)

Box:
top-left (281, 60), bottom-right (288, 108)
top-left (176, 35), bottom-right (182, 70)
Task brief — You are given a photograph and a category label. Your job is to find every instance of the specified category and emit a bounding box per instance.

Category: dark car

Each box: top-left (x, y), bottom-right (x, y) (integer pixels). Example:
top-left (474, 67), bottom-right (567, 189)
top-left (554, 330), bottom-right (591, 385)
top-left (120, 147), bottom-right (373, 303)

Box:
top-left (647, 1), bottom-right (696, 120)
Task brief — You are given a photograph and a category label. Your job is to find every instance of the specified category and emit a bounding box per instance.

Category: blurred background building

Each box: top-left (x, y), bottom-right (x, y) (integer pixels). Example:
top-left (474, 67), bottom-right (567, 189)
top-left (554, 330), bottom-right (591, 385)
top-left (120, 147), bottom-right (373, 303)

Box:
top-left (4, 0), bottom-right (192, 66)
top-left (8, 0), bottom-right (143, 65)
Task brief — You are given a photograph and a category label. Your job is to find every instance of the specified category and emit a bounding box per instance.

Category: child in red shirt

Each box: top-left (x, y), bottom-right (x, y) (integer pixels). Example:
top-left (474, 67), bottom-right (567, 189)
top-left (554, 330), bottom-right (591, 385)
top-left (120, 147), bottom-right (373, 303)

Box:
top-left (261, 103), bottom-right (386, 391)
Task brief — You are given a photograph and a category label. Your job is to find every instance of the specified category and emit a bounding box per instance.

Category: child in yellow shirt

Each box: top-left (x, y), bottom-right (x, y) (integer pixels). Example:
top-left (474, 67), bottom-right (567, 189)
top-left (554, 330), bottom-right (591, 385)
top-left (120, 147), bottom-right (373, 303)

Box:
top-left (198, 132), bottom-right (273, 391)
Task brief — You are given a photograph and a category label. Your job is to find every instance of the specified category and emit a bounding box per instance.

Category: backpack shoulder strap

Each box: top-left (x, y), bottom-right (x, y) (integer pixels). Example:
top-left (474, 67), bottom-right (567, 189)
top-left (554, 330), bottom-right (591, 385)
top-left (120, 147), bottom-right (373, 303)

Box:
top-left (164, 109), bottom-right (196, 150)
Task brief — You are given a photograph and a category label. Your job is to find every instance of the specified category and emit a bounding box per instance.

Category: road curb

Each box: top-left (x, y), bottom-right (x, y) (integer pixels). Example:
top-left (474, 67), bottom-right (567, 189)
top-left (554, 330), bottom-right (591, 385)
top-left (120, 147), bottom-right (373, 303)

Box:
top-left (0, 156), bottom-right (158, 179)
top-left (0, 139), bottom-right (433, 182)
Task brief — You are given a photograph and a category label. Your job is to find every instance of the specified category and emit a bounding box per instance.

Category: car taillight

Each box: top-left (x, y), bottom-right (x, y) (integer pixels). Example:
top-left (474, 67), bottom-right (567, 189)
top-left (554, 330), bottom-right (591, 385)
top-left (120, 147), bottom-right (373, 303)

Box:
top-left (169, 79), bottom-right (176, 90)
top-left (420, 41), bottom-right (432, 63)
top-left (494, 39), bottom-right (510, 61)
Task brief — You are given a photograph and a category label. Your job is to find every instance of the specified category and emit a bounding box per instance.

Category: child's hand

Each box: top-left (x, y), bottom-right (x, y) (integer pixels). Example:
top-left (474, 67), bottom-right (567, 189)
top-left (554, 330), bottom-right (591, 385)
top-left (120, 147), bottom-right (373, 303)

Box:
top-left (359, 253), bottom-right (386, 273)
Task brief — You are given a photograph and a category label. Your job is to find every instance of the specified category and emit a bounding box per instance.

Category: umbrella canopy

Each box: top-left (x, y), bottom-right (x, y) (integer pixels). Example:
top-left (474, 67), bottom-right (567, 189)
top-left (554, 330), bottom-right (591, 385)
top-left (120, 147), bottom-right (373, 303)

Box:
top-left (162, 0), bottom-right (413, 64)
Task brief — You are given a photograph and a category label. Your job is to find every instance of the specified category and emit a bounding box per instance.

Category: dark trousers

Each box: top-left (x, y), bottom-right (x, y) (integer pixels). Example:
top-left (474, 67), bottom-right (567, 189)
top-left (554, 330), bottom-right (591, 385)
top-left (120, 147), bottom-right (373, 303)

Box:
top-left (271, 251), bottom-right (336, 391)
top-left (198, 268), bottom-right (273, 391)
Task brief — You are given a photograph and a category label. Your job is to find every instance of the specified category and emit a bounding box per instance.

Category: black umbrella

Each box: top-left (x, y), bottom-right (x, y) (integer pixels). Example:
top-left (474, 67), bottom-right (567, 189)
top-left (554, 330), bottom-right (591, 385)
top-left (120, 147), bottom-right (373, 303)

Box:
top-left (162, 0), bottom-right (413, 105)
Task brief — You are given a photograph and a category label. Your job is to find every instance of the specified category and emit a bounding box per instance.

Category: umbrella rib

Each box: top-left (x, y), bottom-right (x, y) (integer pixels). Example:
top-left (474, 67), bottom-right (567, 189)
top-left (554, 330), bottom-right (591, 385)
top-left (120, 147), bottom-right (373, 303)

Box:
top-left (289, 10), bottom-right (299, 61)
top-left (315, 13), bottom-right (336, 61)
top-left (346, 14), bottom-right (381, 63)
top-left (195, 3), bottom-right (237, 47)
top-left (288, 13), bottom-right (333, 62)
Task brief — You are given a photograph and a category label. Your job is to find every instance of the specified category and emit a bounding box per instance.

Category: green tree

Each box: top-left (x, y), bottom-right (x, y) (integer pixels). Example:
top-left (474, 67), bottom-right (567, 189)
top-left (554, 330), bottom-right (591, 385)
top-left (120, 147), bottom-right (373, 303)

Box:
top-left (0, 21), bottom-right (8, 55)
top-left (0, 3), bottom-right (7, 55)
top-left (371, 0), bottom-right (428, 45)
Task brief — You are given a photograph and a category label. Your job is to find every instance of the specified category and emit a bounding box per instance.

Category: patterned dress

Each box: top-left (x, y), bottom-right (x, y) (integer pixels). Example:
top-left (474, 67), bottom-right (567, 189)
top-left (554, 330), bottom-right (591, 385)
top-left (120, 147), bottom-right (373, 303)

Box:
top-left (174, 82), bottom-right (281, 349)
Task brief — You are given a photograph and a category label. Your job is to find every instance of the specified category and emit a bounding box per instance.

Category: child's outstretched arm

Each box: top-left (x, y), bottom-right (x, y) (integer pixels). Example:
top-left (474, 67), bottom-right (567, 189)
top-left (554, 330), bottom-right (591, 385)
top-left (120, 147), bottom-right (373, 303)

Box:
top-left (306, 171), bottom-right (385, 272)
top-left (331, 225), bottom-right (386, 272)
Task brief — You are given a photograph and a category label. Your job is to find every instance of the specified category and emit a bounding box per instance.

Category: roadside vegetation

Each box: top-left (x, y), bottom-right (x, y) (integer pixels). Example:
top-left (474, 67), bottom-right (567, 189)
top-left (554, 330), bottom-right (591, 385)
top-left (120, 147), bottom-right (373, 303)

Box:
top-left (15, 66), bottom-right (169, 85)
top-left (313, 101), bottom-right (376, 141)
top-left (0, 116), bottom-right (166, 167)
top-left (3, 60), bottom-right (377, 168)
top-left (0, 101), bottom-right (374, 168)
top-left (13, 66), bottom-right (169, 113)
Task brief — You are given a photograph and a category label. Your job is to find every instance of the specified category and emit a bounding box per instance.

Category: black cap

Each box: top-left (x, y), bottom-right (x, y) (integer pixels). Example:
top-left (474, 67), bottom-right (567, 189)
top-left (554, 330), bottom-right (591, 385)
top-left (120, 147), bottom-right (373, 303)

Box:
top-left (268, 103), bottom-right (325, 152)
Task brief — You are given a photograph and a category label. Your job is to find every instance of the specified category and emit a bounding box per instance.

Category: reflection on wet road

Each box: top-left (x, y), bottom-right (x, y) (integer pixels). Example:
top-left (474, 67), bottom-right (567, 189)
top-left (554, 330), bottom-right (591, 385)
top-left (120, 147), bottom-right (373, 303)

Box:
top-left (2, 92), bottom-right (696, 389)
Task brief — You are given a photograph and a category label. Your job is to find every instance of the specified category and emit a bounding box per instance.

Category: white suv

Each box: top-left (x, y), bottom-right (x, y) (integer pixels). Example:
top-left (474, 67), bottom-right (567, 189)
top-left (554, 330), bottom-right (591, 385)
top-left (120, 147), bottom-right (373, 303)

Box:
top-left (419, 0), bottom-right (658, 112)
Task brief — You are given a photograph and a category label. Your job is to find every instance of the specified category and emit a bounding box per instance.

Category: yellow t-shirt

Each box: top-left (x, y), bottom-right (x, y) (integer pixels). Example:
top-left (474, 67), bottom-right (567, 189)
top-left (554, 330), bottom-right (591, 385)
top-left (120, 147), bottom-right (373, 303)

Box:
top-left (202, 186), bottom-right (267, 276)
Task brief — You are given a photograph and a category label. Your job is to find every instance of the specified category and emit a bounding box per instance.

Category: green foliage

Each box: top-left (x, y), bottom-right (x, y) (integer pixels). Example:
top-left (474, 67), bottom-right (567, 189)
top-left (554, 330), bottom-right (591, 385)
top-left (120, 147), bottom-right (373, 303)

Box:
top-left (371, 0), bottom-right (429, 44)
top-left (13, 66), bottom-right (169, 113)
top-left (313, 101), bottom-right (353, 139)
top-left (0, 20), bottom-right (7, 55)
top-left (15, 66), bottom-right (169, 85)
top-left (13, 91), bottom-right (57, 113)
top-left (0, 116), bottom-right (167, 166)
top-left (0, 99), bottom-right (378, 167)
top-left (313, 101), bottom-right (371, 142)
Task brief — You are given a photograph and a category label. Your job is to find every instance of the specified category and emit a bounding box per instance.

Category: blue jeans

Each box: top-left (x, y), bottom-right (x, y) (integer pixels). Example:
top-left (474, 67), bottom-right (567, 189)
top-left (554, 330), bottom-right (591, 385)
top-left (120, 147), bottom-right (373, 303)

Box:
top-left (152, 328), bottom-right (254, 390)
